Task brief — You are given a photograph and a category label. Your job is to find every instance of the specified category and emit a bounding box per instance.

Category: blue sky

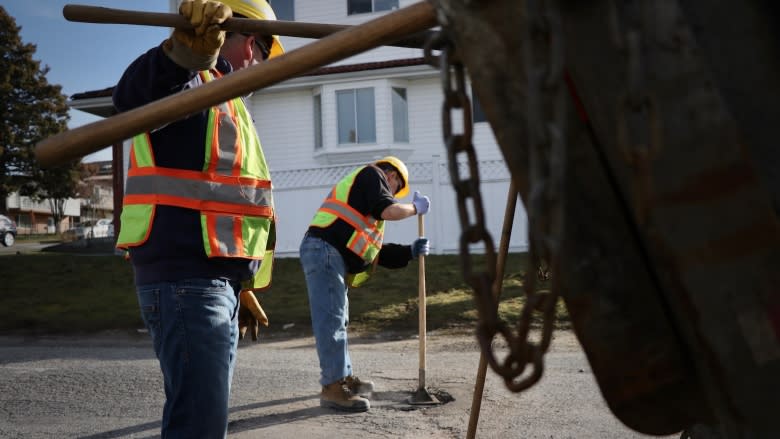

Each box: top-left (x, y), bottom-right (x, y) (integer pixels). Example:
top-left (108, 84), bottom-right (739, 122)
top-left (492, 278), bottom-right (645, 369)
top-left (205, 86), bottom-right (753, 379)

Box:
top-left (4, 0), bottom-right (171, 162)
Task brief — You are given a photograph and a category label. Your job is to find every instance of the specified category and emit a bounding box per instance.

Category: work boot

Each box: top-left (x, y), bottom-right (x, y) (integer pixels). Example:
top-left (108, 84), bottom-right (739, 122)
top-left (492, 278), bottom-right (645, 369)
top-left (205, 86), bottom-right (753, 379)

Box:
top-left (344, 375), bottom-right (374, 396)
top-left (320, 381), bottom-right (370, 412)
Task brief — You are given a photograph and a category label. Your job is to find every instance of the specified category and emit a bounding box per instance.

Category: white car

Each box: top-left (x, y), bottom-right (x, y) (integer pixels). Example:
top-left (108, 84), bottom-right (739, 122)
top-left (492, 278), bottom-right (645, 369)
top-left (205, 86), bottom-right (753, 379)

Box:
top-left (66, 218), bottom-right (113, 240)
top-left (0, 214), bottom-right (17, 247)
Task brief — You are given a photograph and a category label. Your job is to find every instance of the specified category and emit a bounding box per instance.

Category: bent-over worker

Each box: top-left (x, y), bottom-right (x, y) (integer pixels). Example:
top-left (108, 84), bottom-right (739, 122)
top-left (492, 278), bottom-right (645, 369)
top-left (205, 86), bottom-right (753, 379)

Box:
top-left (299, 156), bottom-right (431, 412)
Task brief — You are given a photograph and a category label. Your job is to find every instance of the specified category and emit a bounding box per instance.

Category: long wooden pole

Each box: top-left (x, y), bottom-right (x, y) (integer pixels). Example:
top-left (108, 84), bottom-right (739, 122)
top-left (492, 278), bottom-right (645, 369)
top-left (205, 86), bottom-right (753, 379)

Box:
top-left (62, 4), bottom-right (434, 49)
top-left (35, 2), bottom-right (437, 167)
top-left (417, 214), bottom-right (428, 389)
top-left (466, 179), bottom-right (519, 439)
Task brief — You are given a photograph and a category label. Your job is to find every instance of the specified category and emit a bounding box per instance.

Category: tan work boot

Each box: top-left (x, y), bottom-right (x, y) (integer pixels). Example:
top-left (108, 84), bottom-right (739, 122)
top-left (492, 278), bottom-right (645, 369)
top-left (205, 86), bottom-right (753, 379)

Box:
top-left (320, 381), bottom-right (370, 412)
top-left (344, 375), bottom-right (374, 396)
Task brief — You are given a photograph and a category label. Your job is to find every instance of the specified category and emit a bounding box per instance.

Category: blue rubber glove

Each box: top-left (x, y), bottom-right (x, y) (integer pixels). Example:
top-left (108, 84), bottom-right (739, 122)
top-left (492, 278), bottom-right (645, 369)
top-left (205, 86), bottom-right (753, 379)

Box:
top-left (411, 237), bottom-right (430, 259)
top-left (412, 191), bottom-right (430, 215)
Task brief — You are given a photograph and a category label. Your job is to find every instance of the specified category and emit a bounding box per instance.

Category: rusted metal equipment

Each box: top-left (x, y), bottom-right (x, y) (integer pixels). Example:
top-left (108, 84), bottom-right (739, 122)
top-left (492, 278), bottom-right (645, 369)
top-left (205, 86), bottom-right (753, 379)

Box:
top-left (431, 0), bottom-right (780, 437)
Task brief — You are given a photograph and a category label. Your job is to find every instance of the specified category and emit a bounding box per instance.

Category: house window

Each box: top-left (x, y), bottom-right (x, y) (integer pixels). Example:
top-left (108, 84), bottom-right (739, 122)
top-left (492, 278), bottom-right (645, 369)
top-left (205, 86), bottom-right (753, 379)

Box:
top-left (392, 87), bottom-right (409, 142)
top-left (269, 0), bottom-right (294, 20)
top-left (313, 94), bottom-right (323, 149)
top-left (347, 0), bottom-right (399, 15)
top-left (472, 86), bottom-right (487, 123)
top-left (337, 88), bottom-right (376, 144)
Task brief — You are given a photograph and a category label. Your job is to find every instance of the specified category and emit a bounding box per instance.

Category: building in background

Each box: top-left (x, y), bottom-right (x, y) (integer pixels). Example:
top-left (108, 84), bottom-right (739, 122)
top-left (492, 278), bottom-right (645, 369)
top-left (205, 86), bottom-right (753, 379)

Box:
top-left (69, 0), bottom-right (528, 256)
top-left (4, 193), bottom-right (80, 235)
top-left (4, 160), bottom-right (114, 236)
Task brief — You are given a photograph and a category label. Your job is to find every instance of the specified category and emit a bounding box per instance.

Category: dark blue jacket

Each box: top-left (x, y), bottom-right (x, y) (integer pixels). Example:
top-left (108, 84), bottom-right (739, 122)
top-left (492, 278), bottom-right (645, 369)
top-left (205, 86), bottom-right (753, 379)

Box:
top-left (113, 44), bottom-right (257, 286)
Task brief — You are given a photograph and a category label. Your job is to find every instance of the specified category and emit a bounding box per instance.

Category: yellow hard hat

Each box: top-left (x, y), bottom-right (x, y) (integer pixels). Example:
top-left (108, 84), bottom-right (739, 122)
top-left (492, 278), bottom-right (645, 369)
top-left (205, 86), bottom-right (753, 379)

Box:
top-left (220, 0), bottom-right (285, 59)
top-left (375, 156), bottom-right (410, 198)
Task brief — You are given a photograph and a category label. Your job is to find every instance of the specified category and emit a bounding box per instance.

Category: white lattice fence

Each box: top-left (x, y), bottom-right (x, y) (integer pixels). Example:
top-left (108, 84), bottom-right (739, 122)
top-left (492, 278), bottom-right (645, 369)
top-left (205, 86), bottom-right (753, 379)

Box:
top-left (270, 157), bottom-right (529, 257)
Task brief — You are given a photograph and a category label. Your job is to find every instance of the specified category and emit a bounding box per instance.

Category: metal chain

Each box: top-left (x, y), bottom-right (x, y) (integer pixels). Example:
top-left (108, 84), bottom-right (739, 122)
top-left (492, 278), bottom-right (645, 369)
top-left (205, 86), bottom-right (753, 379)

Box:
top-left (424, 32), bottom-right (503, 359)
top-left (611, 0), bottom-right (664, 225)
top-left (424, 0), bottom-right (564, 392)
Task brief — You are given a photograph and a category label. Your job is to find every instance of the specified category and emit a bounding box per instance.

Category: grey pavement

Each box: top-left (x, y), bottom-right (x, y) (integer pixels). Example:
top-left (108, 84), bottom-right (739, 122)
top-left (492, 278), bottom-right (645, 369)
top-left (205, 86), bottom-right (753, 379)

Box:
top-left (0, 330), bottom-right (678, 439)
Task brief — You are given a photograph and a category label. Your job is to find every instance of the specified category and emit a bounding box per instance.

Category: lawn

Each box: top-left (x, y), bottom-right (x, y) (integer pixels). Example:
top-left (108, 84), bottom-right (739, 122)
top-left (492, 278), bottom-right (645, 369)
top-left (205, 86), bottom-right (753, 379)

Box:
top-left (0, 251), bottom-right (567, 336)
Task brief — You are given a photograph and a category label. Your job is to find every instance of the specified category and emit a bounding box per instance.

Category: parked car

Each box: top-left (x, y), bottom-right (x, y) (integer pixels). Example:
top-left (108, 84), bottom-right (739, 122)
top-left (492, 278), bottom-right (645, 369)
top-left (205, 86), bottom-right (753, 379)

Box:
top-left (0, 214), bottom-right (17, 247)
top-left (64, 218), bottom-right (113, 240)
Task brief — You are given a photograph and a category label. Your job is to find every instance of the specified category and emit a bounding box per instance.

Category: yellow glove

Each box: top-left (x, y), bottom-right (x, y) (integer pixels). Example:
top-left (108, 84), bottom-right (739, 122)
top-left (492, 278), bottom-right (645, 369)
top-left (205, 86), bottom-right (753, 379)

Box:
top-left (238, 289), bottom-right (269, 342)
top-left (164, 0), bottom-right (232, 70)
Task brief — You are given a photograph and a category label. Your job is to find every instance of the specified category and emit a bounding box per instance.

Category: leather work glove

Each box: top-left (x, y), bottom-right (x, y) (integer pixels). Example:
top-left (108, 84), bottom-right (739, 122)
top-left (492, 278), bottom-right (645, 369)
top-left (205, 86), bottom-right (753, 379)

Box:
top-left (412, 191), bottom-right (430, 215)
top-left (238, 289), bottom-right (269, 342)
top-left (411, 237), bottom-right (430, 259)
top-left (164, 0), bottom-right (232, 71)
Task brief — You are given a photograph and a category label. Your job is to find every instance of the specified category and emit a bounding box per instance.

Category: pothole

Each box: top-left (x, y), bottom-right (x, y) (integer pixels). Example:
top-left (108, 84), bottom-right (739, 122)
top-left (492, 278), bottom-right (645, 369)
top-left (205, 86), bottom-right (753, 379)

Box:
top-left (370, 388), bottom-right (455, 411)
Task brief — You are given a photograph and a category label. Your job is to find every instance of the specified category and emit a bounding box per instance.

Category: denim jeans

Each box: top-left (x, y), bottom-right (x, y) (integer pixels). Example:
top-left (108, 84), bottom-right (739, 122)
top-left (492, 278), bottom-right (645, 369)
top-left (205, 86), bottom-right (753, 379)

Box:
top-left (299, 234), bottom-right (353, 386)
top-left (136, 278), bottom-right (240, 439)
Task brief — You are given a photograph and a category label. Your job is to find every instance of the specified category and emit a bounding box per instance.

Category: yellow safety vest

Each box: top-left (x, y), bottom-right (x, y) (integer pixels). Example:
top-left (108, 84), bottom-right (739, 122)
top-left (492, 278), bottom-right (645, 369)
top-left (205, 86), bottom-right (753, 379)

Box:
top-left (116, 70), bottom-right (276, 291)
top-left (309, 166), bottom-right (385, 287)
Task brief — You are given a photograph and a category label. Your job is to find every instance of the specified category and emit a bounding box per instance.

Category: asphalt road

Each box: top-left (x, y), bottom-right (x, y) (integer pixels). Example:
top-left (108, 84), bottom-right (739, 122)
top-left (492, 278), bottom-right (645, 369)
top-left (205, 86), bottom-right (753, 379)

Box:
top-left (0, 241), bottom-right (54, 255)
top-left (0, 330), bottom-right (679, 439)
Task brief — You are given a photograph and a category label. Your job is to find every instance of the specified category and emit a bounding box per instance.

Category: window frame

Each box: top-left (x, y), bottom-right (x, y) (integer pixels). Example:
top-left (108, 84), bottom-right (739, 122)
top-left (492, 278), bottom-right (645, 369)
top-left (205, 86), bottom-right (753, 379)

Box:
top-left (313, 93), bottom-right (323, 149)
top-left (336, 87), bottom-right (376, 145)
top-left (347, 0), bottom-right (399, 15)
top-left (391, 86), bottom-right (409, 142)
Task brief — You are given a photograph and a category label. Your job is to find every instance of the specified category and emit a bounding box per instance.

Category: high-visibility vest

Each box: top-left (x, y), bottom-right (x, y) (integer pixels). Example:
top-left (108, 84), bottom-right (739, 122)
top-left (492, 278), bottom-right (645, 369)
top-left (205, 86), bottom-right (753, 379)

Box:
top-left (310, 165), bottom-right (385, 287)
top-left (116, 70), bottom-right (276, 291)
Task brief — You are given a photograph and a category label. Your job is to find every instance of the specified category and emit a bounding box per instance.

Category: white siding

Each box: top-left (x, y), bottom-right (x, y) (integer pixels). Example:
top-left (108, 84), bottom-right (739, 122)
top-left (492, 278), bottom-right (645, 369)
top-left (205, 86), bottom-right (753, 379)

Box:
top-left (252, 89), bottom-right (318, 170)
top-left (278, 0), bottom-right (425, 66)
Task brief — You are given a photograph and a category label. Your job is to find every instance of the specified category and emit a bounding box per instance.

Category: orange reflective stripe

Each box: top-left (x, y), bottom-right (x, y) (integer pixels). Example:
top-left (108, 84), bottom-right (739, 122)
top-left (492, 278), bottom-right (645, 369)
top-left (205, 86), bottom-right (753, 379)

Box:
top-left (319, 199), bottom-right (382, 242)
top-left (206, 214), bottom-right (220, 256)
top-left (123, 194), bottom-right (273, 217)
top-left (127, 166), bottom-right (271, 188)
top-left (125, 173), bottom-right (272, 211)
top-left (320, 205), bottom-right (381, 249)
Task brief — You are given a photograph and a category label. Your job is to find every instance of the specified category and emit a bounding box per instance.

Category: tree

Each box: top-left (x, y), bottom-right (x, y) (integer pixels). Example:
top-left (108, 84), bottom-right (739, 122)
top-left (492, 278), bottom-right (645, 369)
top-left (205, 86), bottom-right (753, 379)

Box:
top-left (0, 6), bottom-right (72, 214)
top-left (21, 160), bottom-right (84, 234)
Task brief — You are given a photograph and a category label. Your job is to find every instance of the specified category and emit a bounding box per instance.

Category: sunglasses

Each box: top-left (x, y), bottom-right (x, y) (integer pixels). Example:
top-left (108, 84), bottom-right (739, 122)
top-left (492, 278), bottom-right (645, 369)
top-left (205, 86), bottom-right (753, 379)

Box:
top-left (244, 34), bottom-right (271, 60)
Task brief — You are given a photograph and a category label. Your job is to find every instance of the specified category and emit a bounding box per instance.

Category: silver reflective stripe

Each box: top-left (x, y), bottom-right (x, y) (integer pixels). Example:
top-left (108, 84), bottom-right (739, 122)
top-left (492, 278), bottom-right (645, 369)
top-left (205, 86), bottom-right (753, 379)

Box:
top-left (126, 174), bottom-right (272, 207)
top-left (350, 234), bottom-right (369, 254)
top-left (321, 200), bottom-right (381, 242)
top-left (214, 215), bottom-right (237, 255)
top-left (215, 101), bottom-right (238, 174)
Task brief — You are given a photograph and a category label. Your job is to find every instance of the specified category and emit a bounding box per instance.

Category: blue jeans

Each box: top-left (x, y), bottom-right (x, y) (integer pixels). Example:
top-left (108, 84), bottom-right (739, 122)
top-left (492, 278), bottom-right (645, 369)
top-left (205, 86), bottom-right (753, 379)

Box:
top-left (136, 278), bottom-right (240, 439)
top-left (299, 234), bottom-right (353, 386)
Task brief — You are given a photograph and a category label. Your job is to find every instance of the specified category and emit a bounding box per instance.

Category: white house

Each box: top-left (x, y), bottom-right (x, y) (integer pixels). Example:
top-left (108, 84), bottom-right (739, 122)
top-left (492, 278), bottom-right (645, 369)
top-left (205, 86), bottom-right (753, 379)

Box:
top-left (71, 0), bottom-right (529, 256)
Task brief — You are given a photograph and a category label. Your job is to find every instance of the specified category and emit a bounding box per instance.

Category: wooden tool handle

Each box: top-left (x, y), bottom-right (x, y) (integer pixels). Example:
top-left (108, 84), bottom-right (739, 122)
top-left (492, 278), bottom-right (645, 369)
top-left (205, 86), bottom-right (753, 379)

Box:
top-left (62, 4), bottom-right (432, 48)
top-left (36, 2), bottom-right (437, 167)
top-left (418, 214), bottom-right (427, 379)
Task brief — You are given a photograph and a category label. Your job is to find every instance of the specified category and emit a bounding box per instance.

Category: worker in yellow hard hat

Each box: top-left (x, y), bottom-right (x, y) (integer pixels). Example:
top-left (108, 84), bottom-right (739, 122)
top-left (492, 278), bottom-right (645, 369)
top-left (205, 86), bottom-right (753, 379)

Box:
top-left (300, 156), bottom-right (431, 412)
top-left (112, 0), bottom-right (284, 436)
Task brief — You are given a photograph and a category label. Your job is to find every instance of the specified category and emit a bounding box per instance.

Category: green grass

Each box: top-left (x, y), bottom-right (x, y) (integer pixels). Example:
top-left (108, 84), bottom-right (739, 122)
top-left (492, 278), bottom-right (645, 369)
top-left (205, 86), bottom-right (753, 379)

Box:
top-left (0, 252), bottom-right (568, 336)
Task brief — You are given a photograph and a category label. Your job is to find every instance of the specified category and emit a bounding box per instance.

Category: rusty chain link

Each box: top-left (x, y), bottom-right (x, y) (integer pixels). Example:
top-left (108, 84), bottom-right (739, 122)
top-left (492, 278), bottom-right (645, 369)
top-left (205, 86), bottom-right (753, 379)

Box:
top-left (424, 0), bottom-right (564, 392)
